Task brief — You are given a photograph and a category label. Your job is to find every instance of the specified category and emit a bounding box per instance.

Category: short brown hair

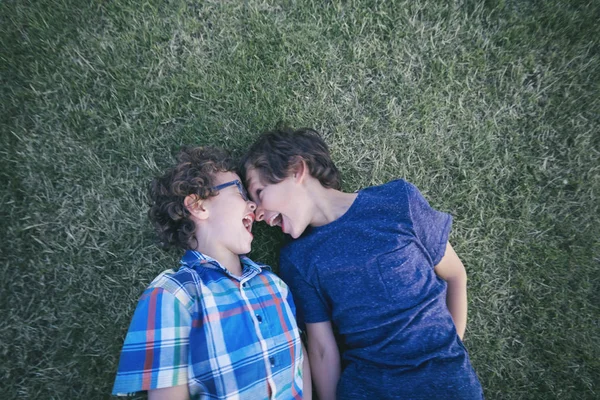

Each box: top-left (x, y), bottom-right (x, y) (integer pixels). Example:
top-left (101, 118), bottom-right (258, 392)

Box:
top-left (240, 127), bottom-right (341, 190)
top-left (148, 146), bottom-right (235, 250)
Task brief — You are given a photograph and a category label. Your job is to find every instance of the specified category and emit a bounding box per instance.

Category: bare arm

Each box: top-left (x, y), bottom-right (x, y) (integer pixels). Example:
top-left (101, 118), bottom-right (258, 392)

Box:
top-left (434, 242), bottom-right (468, 340)
top-left (306, 321), bottom-right (340, 400)
top-left (302, 342), bottom-right (313, 400)
top-left (148, 384), bottom-right (189, 400)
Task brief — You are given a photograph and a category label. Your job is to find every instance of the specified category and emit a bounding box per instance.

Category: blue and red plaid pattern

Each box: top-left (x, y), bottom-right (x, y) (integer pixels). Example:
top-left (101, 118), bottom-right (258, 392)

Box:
top-left (112, 250), bottom-right (304, 399)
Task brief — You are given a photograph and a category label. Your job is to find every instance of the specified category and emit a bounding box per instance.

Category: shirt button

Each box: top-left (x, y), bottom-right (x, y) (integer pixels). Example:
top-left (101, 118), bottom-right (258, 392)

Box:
top-left (256, 314), bottom-right (262, 323)
top-left (242, 282), bottom-right (247, 288)
top-left (269, 356), bottom-right (275, 367)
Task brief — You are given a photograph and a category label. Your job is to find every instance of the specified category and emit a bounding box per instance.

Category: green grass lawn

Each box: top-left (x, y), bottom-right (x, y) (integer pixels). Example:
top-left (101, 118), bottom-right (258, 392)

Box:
top-left (1, 0), bottom-right (599, 398)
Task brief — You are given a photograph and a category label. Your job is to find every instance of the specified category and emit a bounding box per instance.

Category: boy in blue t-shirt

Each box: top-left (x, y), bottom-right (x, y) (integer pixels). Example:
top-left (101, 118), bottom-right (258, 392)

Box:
top-left (241, 128), bottom-right (483, 399)
top-left (112, 147), bottom-right (310, 400)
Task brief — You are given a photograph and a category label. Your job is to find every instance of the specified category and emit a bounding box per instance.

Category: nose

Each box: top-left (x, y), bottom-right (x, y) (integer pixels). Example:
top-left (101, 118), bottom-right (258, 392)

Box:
top-left (254, 205), bottom-right (265, 221)
top-left (247, 201), bottom-right (257, 212)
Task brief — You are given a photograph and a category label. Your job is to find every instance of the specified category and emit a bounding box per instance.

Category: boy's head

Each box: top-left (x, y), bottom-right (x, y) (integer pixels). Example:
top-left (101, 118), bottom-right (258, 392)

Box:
top-left (149, 147), bottom-right (256, 252)
top-left (240, 127), bottom-right (341, 192)
top-left (240, 127), bottom-right (341, 239)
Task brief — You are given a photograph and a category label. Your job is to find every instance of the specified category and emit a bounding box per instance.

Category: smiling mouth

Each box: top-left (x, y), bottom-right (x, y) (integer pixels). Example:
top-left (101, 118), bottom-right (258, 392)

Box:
top-left (268, 213), bottom-right (283, 227)
top-left (242, 214), bottom-right (254, 233)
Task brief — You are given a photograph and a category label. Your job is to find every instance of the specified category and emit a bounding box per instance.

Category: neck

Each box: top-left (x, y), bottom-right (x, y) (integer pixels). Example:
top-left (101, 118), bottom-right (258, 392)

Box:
top-left (308, 181), bottom-right (358, 227)
top-left (192, 237), bottom-right (243, 277)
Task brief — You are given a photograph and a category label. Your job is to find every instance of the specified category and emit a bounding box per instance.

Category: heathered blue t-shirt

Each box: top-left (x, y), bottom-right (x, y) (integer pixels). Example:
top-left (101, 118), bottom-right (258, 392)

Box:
top-left (279, 179), bottom-right (483, 399)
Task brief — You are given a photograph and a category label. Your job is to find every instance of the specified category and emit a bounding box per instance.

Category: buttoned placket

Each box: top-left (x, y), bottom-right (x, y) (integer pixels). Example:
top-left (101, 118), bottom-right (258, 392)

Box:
top-left (187, 252), bottom-right (280, 398)
top-left (239, 273), bottom-right (278, 399)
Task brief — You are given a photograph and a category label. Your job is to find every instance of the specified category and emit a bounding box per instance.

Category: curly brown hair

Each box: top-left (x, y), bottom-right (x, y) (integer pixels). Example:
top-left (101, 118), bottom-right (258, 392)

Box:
top-left (148, 146), bottom-right (235, 250)
top-left (240, 127), bottom-right (341, 190)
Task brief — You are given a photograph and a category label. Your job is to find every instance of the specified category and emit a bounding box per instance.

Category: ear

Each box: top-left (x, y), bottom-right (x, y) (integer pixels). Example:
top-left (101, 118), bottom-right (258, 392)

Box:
top-left (291, 158), bottom-right (308, 184)
top-left (184, 194), bottom-right (209, 220)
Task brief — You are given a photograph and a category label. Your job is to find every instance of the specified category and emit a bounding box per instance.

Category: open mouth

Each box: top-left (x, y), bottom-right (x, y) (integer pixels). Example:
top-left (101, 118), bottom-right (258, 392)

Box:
top-left (267, 214), bottom-right (286, 233)
top-left (268, 213), bottom-right (282, 227)
top-left (242, 214), bottom-right (254, 233)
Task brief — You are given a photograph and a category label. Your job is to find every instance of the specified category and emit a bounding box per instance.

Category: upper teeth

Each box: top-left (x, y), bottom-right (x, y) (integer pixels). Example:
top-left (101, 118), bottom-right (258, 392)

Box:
top-left (243, 216), bottom-right (253, 230)
top-left (268, 214), bottom-right (280, 227)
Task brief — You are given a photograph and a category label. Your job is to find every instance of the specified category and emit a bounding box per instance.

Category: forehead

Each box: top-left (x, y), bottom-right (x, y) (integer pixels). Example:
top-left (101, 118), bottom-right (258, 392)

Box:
top-left (244, 168), bottom-right (265, 190)
top-left (212, 171), bottom-right (241, 186)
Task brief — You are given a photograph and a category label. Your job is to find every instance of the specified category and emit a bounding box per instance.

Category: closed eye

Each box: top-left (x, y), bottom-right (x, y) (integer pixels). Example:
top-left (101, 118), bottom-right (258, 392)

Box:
top-left (249, 189), bottom-right (263, 204)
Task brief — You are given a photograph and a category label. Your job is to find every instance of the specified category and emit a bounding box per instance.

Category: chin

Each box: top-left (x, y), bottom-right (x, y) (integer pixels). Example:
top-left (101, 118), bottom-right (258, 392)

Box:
top-left (290, 227), bottom-right (303, 239)
top-left (238, 242), bottom-right (252, 255)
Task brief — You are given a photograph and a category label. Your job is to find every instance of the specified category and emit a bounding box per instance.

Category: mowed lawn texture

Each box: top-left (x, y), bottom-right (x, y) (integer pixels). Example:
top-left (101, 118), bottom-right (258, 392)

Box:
top-left (1, 0), bottom-right (599, 398)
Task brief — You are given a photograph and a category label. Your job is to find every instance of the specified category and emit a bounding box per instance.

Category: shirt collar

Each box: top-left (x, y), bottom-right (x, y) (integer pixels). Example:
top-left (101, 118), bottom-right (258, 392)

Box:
top-left (180, 250), bottom-right (270, 277)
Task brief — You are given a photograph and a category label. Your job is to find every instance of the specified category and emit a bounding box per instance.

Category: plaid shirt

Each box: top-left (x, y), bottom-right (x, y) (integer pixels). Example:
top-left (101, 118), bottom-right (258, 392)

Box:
top-left (112, 250), bottom-right (304, 399)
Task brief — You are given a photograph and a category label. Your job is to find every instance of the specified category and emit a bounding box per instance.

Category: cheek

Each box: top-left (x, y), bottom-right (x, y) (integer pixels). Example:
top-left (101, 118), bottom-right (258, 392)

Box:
top-left (259, 193), bottom-right (273, 209)
top-left (272, 188), bottom-right (289, 206)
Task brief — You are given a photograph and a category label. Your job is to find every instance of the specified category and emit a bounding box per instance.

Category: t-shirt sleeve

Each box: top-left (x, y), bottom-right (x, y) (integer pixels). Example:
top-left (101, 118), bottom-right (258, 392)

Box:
top-left (279, 253), bottom-right (330, 329)
top-left (112, 286), bottom-right (191, 395)
top-left (405, 181), bottom-right (453, 266)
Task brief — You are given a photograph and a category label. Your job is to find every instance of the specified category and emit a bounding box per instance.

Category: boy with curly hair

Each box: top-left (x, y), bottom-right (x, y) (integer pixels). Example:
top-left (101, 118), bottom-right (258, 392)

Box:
top-left (112, 147), bottom-right (310, 400)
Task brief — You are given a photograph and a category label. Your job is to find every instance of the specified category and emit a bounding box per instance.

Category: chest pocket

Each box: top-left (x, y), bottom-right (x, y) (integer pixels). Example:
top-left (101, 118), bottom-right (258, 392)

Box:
top-left (377, 242), bottom-right (431, 306)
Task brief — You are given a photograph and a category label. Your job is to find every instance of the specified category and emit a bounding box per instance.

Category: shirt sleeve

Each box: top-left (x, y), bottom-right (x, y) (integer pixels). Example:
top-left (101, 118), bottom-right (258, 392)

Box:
top-left (405, 181), bottom-right (453, 266)
top-left (112, 286), bottom-right (192, 395)
top-left (264, 270), bottom-right (298, 319)
top-left (279, 253), bottom-right (330, 329)
top-left (284, 283), bottom-right (297, 319)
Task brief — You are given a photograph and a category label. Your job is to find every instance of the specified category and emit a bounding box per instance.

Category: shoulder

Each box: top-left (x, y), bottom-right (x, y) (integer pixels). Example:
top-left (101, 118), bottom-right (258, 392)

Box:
top-left (280, 236), bottom-right (302, 263)
top-left (352, 179), bottom-right (415, 213)
top-left (259, 269), bottom-right (291, 295)
top-left (364, 178), bottom-right (413, 196)
top-left (144, 267), bottom-right (203, 314)
top-left (280, 242), bottom-right (306, 274)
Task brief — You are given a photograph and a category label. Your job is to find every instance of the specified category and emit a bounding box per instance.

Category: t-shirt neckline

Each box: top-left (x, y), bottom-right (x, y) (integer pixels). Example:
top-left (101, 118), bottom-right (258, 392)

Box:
top-left (310, 189), bottom-right (364, 233)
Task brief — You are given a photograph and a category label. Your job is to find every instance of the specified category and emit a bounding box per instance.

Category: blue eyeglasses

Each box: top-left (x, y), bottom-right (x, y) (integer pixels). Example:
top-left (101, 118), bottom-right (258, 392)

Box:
top-left (211, 179), bottom-right (249, 201)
